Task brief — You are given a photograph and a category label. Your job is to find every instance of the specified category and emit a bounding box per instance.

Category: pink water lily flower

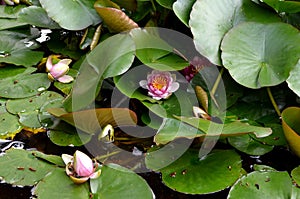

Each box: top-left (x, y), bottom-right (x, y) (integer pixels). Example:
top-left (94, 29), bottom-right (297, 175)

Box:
top-left (46, 55), bottom-right (74, 83)
top-left (139, 70), bottom-right (179, 100)
top-left (62, 150), bottom-right (101, 184)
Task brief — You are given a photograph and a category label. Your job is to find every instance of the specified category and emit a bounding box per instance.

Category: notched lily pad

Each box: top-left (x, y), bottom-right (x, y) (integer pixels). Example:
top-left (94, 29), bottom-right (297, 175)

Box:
top-left (228, 171), bottom-right (300, 198)
top-left (149, 149), bottom-right (242, 194)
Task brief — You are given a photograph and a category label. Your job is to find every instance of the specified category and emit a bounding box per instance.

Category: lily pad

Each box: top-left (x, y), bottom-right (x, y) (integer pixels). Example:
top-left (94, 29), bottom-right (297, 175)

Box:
top-left (281, 106), bottom-right (300, 157)
top-left (291, 166), bottom-right (300, 186)
top-left (48, 121), bottom-right (92, 146)
top-left (228, 171), bottom-right (300, 198)
top-left (39, 0), bottom-right (101, 30)
top-left (94, 163), bottom-right (154, 199)
top-left (0, 149), bottom-right (57, 186)
top-left (189, 0), bottom-right (280, 65)
top-left (221, 22), bottom-right (300, 88)
top-left (227, 134), bottom-right (274, 156)
top-left (6, 91), bottom-right (63, 128)
top-left (0, 112), bottom-right (23, 139)
top-left (151, 149), bottom-right (242, 194)
top-left (130, 28), bottom-right (189, 71)
top-left (18, 6), bottom-right (61, 29)
top-left (173, 0), bottom-right (196, 26)
top-left (263, 0), bottom-right (300, 13)
top-left (0, 32), bottom-right (43, 67)
top-left (287, 59), bottom-right (300, 97)
top-left (156, 0), bottom-right (175, 9)
top-left (34, 168), bottom-right (90, 199)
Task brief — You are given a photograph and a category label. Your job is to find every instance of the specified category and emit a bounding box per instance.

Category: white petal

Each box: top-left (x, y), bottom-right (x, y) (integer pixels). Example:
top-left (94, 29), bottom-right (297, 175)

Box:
top-left (169, 82), bottom-right (179, 92)
top-left (61, 154), bottom-right (73, 165)
top-left (139, 80), bottom-right (148, 89)
top-left (57, 75), bottom-right (74, 83)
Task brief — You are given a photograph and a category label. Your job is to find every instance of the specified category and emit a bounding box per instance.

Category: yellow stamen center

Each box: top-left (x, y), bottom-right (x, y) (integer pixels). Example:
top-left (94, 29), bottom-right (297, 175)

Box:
top-left (152, 76), bottom-right (167, 90)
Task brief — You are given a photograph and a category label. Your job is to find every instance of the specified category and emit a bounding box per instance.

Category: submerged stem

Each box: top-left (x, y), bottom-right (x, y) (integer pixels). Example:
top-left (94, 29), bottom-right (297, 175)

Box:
top-left (211, 67), bottom-right (224, 96)
top-left (267, 87), bottom-right (281, 116)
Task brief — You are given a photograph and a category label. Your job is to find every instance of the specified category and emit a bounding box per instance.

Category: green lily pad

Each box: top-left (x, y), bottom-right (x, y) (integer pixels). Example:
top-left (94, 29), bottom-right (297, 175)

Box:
top-left (0, 32), bottom-right (43, 67)
top-left (221, 22), bottom-right (300, 88)
top-left (0, 66), bottom-right (36, 79)
top-left (94, 163), bottom-right (154, 199)
top-left (0, 5), bottom-right (26, 19)
top-left (18, 6), bottom-right (61, 29)
top-left (189, 0), bottom-right (280, 65)
top-left (228, 171), bottom-right (300, 198)
top-left (130, 28), bottom-right (189, 71)
top-left (251, 123), bottom-right (287, 146)
top-left (48, 121), bottom-right (92, 146)
top-left (291, 166), bottom-right (300, 186)
top-left (39, 0), bottom-right (101, 30)
top-left (64, 33), bottom-right (135, 111)
top-left (173, 0), bottom-right (196, 26)
top-left (0, 112), bottom-right (23, 139)
top-left (6, 91), bottom-right (63, 128)
top-left (287, 59), bottom-right (300, 97)
top-left (150, 149), bottom-right (242, 194)
top-left (0, 72), bottom-right (50, 99)
top-left (0, 149), bottom-right (57, 186)
top-left (156, 0), bottom-right (175, 9)
top-left (263, 0), bottom-right (300, 13)
top-left (34, 168), bottom-right (90, 199)
top-left (228, 134), bottom-right (274, 156)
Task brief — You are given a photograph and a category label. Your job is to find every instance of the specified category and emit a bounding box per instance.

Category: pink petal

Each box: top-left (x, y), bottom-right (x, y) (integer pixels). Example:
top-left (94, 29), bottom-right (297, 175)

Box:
top-left (50, 63), bottom-right (69, 79)
top-left (74, 151), bottom-right (94, 177)
top-left (46, 56), bottom-right (53, 72)
top-left (57, 75), bottom-right (74, 83)
top-left (58, 59), bottom-right (72, 66)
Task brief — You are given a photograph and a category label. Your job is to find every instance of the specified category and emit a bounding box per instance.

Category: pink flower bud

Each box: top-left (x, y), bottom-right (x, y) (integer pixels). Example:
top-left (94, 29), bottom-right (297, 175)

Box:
top-left (73, 150), bottom-right (94, 177)
top-left (46, 55), bottom-right (74, 83)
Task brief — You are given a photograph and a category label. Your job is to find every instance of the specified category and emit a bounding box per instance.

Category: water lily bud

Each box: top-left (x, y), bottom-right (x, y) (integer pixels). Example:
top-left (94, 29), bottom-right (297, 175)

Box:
top-left (46, 55), bottom-right (74, 83)
top-left (73, 150), bottom-right (94, 177)
top-left (139, 70), bottom-right (179, 100)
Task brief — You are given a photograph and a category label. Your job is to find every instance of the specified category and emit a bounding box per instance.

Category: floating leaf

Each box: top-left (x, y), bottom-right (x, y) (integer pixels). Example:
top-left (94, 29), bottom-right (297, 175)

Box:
top-left (189, 0), bottom-right (280, 65)
top-left (48, 108), bottom-right (137, 134)
top-left (94, 163), bottom-right (154, 199)
top-left (64, 33), bottom-right (135, 111)
top-left (156, 0), bottom-right (175, 9)
top-left (148, 149), bottom-right (242, 194)
top-left (0, 149), bottom-right (57, 186)
top-left (0, 32), bottom-right (43, 67)
top-left (177, 116), bottom-right (272, 138)
top-left (228, 171), bottom-right (300, 198)
top-left (281, 106), bottom-right (300, 157)
top-left (6, 91), bottom-right (63, 128)
top-left (34, 168), bottom-right (90, 199)
top-left (291, 166), bottom-right (300, 186)
top-left (94, 2), bottom-right (138, 33)
top-left (130, 28), bottom-right (189, 71)
top-left (287, 60), bottom-right (300, 97)
top-left (227, 134), bottom-right (274, 156)
top-left (0, 112), bottom-right (23, 139)
top-left (262, 0), bottom-right (300, 13)
top-left (0, 5), bottom-right (27, 30)
top-left (31, 151), bottom-right (65, 167)
top-left (39, 0), bottom-right (101, 30)
top-left (173, 0), bottom-right (196, 26)
top-left (48, 121), bottom-right (92, 146)
top-left (221, 22), bottom-right (300, 88)
top-left (18, 6), bottom-right (60, 29)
